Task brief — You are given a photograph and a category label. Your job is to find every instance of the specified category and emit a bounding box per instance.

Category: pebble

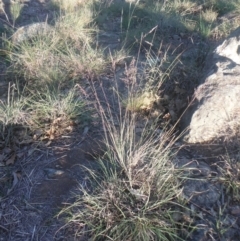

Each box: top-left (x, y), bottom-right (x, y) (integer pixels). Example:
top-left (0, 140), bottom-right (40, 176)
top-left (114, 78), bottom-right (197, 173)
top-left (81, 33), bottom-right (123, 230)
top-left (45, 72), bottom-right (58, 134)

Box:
top-left (44, 168), bottom-right (65, 178)
top-left (230, 206), bottom-right (240, 216)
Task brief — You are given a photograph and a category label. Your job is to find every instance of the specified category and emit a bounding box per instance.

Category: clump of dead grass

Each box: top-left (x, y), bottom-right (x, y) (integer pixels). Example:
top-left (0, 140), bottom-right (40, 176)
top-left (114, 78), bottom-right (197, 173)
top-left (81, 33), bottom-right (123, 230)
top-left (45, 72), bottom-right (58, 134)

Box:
top-left (201, 8), bottom-right (218, 23)
top-left (0, 1), bottom-right (103, 144)
top-left (61, 130), bottom-right (187, 239)
top-left (59, 76), bottom-right (189, 240)
top-left (0, 84), bottom-right (29, 143)
top-left (26, 86), bottom-right (89, 138)
top-left (7, 1), bottom-right (106, 92)
top-left (49, 0), bottom-right (90, 12)
top-left (217, 154), bottom-right (240, 202)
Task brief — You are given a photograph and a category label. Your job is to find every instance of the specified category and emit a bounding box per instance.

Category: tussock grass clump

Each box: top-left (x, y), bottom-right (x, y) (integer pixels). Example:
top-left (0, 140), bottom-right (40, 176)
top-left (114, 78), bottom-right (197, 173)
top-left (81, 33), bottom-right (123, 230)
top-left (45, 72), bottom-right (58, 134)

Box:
top-left (122, 44), bottom-right (181, 117)
top-left (60, 88), bottom-right (188, 240)
top-left (124, 91), bottom-right (159, 113)
top-left (27, 86), bottom-right (89, 135)
top-left (9, 32), bottom-right (68, 88)
top-left (143, 0), bottom-right (239, 39)
top-left (217, 154), bottom-right (240, 202)
top-left (203, 0), bottom-right (238, 16)
top-left (201, 8), bottom-right (218, 23)
top-left (55, 6), bottom-right (96, 44)
top-left (8, 3), bottom-right (106, 91)
top-left (0, 84), bottom-right (29, 143)
top-left (49, 0), bottom-right (90, 12)
top-left (0, 0), bottom-right (104, 144)
top-left (0, 84), bottom-right (88, 143)
top-left (0, 0), bottom-right (24, 27)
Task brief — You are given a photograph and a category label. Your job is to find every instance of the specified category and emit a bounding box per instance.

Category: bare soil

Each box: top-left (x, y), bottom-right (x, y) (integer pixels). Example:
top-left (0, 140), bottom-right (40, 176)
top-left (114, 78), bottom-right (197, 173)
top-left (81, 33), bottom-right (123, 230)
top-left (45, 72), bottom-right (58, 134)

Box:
top-left (1, 1), bottom-right (240, 241)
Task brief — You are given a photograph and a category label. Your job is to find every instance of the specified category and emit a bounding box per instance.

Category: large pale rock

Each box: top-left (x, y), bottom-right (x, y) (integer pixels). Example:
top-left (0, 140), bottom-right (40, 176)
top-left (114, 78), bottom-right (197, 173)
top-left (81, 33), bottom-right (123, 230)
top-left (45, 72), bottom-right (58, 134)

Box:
top-left (12, 22), bottom-right (53, 44)
top-left (182, 27), bottom-right (240, 143)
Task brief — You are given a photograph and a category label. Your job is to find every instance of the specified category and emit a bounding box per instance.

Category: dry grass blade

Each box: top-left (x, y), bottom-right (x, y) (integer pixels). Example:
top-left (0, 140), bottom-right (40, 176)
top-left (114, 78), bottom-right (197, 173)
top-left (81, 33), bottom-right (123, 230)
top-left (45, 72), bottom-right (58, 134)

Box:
top-left (0, 83), bottom-right (29, 144)
top-left (59, 81), bottom-right (188, 240)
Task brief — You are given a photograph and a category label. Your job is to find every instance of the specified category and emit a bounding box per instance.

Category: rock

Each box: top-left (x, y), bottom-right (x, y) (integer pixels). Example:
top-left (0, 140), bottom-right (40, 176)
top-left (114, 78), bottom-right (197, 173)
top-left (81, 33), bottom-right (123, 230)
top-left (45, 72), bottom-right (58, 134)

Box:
top-left (230, 206), bottom-right (240, 216)
top-left (181, 27), bottom-right (240, 143)
top-left (12, 22), bottom-right (53, 44)
top-left (172, 34), bottom-right (181, 41)
top-left (183, 179), bottom-right (220, 206)
top-left (44, 168), bottom-right (64, 178)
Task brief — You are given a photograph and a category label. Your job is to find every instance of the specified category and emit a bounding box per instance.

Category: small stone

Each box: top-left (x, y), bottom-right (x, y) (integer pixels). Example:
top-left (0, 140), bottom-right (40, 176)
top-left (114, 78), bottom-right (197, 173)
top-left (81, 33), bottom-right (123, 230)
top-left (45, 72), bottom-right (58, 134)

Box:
top-left (44, 168), bottom-right (64, 178)
top-left (179, 32), bottom-right (185, 38)
top-left (135, 127), bottom-right (144, 134)
top-left (172, 34), bottom-right (181, 41)
top-left (172, 211), bottom-right (182, 222)
top-left (163, 94), bottom-right (169, 100)
top-left (230, 206), bottom-right (240, 216)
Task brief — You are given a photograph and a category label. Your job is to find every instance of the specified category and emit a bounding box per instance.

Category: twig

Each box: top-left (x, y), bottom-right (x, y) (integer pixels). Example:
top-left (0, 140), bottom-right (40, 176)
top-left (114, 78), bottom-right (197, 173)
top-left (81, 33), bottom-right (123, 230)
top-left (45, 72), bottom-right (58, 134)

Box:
top-left (0, 224), bottom-right (9, 232)
top-left (189, 200), bottom-right (215, 217)
top-left (31, 225), bottom-right (36, 241)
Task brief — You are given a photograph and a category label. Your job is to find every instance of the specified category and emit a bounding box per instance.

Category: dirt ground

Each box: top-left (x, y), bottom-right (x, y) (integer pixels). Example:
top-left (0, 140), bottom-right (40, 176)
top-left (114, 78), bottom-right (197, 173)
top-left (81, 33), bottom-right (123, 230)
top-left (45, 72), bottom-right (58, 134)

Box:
top-left (1, 1), bottom-right (240, 241)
